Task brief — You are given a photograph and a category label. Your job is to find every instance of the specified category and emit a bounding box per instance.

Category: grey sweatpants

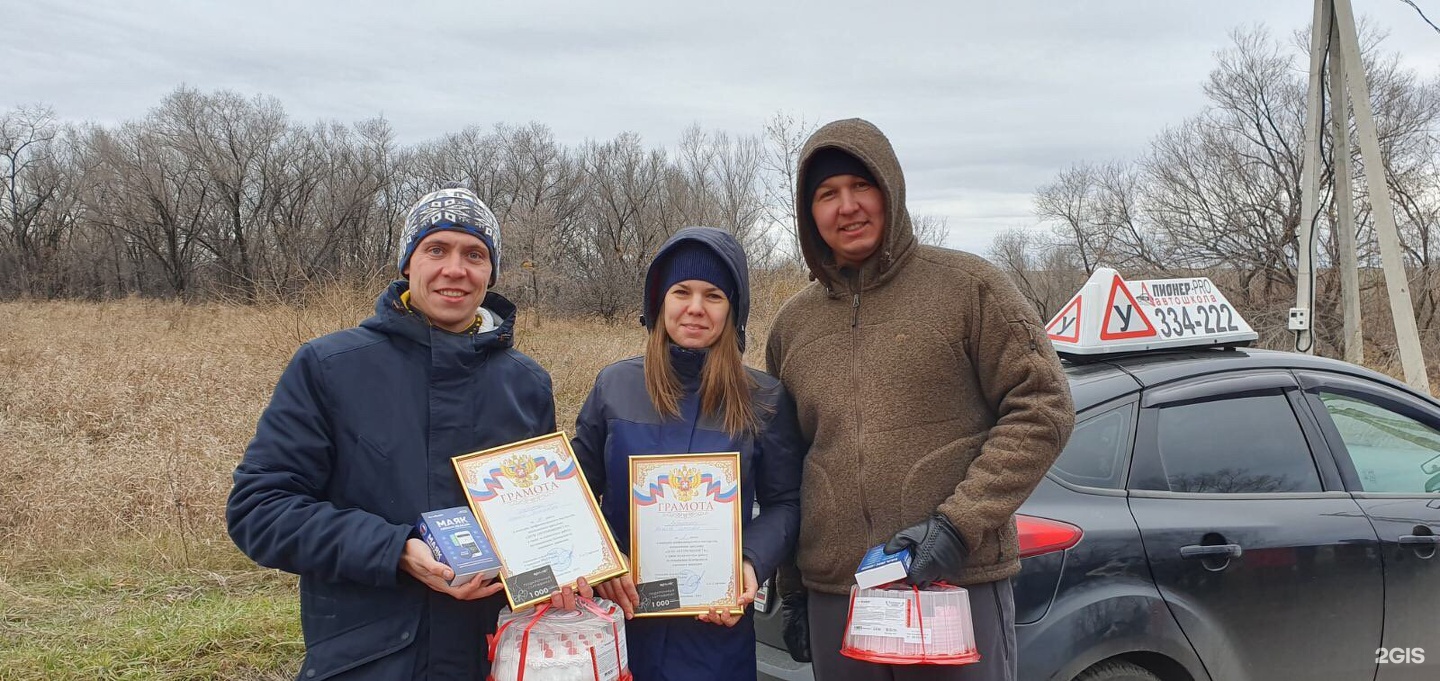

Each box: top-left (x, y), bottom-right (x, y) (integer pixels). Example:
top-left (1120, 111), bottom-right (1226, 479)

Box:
top-left (807, 579), bottom-right (1016, 681)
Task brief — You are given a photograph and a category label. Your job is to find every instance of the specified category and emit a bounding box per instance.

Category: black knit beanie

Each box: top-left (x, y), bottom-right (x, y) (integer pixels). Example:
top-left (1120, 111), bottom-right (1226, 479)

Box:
top-left (804, 147), bottom-right (877, 205)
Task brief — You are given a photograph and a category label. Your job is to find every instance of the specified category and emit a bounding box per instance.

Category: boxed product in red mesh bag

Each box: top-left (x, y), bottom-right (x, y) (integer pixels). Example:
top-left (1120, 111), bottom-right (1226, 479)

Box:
top-left (841, 584), bottom-right (980, 666)
top-left (488, 597), bottom-right (631, 681)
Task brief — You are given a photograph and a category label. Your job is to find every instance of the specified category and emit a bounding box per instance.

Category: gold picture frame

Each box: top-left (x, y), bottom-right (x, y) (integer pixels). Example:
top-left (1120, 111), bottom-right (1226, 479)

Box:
top-left (452, 431), bottom-right (626, 610)
top-left (628, 452), bottom-right (744, 617)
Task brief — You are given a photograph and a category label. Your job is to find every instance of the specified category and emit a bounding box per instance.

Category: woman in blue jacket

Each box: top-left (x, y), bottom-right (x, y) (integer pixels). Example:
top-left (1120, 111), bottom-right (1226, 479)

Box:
top-left (572, 226), bottom-right (806, 681)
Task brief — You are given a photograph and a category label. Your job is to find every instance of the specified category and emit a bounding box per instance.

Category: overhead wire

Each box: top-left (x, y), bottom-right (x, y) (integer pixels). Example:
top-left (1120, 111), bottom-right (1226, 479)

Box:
top-left (1397, 0), bottom-right (1440, 35)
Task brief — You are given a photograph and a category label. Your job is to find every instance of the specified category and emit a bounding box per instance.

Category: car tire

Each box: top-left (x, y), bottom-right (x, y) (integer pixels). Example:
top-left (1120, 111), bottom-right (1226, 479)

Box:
top-left (1074, 660), bottom-right (1162, 681)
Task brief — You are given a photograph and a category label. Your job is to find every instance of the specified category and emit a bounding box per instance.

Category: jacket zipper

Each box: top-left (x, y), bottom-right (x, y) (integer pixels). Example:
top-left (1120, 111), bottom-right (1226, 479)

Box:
top-left (850, 290), bottom-right (874, 545)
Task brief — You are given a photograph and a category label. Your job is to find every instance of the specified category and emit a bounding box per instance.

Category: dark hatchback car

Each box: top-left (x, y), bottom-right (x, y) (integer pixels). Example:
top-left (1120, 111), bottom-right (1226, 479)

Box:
top-left (757, 347), bottom-right (1440, 681)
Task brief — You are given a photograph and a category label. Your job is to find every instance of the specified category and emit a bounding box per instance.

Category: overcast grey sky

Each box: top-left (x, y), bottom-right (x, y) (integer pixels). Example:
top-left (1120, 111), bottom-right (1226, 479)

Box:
top-left (5, 0), bottom-right (1439, 254)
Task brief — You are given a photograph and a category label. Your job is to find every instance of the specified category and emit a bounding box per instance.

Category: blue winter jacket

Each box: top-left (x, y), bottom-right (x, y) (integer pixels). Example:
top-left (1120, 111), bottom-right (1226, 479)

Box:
top-left (227, 282), bottom-right (556, 681)
top-left (572, 227), bottom-right (807, 681)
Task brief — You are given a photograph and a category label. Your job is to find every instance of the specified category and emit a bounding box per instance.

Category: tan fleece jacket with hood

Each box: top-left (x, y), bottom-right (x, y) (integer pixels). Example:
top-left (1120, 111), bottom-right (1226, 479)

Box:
top-left (765, 118), bottom-right (1075, 594)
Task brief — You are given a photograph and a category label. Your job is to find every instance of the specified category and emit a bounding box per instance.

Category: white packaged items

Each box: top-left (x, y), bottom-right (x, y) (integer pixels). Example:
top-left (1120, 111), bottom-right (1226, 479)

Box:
top-left (489, 597), bottom-right (631, 681)
top-left (841, 584), bottom-right (980, 666)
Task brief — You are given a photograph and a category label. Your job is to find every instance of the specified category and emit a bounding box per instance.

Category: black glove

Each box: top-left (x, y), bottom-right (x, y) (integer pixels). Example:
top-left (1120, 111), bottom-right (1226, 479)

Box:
top-left (884, 513), bottom-right (969, 588)
top-left (780, 590), bottom-right (812, 663)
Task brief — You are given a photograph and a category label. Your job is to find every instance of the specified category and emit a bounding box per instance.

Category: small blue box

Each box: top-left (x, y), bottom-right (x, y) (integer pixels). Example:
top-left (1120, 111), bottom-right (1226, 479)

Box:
top-left (416, 506), bottom-right (502, 587)
top-left (855, 544), bottom-right (912, 589)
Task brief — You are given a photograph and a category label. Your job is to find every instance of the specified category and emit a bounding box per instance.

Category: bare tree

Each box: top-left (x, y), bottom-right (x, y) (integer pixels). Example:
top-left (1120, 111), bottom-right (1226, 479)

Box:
top-left (707, 130), bottom-right (767, 260)
top-left (0, 105), bottom-right (78, 297)
top-left (256, 118), bottom-right (395, 293)
top-left (152, 88), bottom-right (291, 298)
top-left (409, 125), bottom-right (503, 205)
top-left (987, 227), bottom-right (1084, 319)
top-left (494, 122), bottom-right (584, 314)
top-left (82, 120), bottom-right (215, 296)
top-left (759, 111), bottom-right (816, 263)
top-left (909, 213), bottom-right (950, 247)
top-left (570, 133), bottom-right (669, 320)
top-left (1034, 161), bottom-right (1157, 275)
top-left (666, 126), bottom-right (768, 263)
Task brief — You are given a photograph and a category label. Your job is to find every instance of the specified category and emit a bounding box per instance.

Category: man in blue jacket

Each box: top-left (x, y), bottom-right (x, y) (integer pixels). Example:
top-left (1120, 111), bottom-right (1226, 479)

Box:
top-left (227, 182), bottom-right (556, 681)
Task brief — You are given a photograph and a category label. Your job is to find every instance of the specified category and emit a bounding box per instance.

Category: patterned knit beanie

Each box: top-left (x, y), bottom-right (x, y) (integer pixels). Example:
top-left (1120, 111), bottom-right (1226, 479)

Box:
top-left (397, 182), bottom-right (501, 285)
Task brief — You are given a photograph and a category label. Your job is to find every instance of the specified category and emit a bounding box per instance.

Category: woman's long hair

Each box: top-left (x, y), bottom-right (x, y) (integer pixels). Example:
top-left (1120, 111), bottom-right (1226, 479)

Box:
top-left (643, 308), bottom-right (757, 436)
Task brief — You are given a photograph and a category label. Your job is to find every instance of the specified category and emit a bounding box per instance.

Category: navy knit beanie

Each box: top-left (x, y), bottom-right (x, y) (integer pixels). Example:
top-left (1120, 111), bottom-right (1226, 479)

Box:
top-left (804, 147), bottom-right (876, 205)
top-left (397, 182), bottom-right (501, 285)
top-left (656, 242), bottom-right (737, 306)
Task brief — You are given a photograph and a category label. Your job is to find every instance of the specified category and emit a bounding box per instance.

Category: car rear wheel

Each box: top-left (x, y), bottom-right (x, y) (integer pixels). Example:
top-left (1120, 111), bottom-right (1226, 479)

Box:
top-left (1074, 660), bottom-right (1162, 681)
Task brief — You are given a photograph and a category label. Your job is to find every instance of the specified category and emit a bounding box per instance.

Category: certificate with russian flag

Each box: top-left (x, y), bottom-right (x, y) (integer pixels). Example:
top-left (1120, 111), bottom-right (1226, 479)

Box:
top-left (629, 452), bottom-right (743, 617)
top-left (452, 432), bottom-right (626, 610)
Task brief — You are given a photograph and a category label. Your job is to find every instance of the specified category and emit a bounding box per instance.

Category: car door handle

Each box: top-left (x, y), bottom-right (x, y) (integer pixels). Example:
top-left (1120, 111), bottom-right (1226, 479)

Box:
top-left (1180, 544), bottom-right (1243, 559)
top-left (1398, 535), bottom-right (1440, 546)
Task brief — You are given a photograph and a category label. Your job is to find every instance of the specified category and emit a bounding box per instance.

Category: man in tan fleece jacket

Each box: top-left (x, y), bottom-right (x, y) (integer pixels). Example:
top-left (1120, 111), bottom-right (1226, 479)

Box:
top-left (765, 118), bottom-right (1075, 681)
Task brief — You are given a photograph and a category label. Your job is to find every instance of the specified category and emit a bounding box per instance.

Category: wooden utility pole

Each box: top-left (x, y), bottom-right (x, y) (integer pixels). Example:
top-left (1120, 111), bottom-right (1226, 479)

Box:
top-left (1298, 0), bottom-right (1429, 392)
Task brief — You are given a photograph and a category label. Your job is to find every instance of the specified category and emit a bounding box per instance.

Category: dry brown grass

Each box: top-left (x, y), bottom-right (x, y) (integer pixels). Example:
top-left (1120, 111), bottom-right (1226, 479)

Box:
top-left (0, 269), bottom-right (810, 572)
top-left (1, 296), bottom-right (289, 571)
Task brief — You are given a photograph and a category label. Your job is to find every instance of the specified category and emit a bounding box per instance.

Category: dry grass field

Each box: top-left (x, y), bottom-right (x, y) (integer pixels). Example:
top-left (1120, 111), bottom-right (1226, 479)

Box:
top-left (0, 271), bottom-right (806, 680)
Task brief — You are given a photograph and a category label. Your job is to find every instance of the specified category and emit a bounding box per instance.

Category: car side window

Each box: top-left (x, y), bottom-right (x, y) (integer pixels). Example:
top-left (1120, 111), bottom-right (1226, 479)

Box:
top-left (1316, 392), bottom-right (1440, 494)
top-left (1050, 403), bottom-right (1133, 489)
top-left (1155, 392), bottom-right (1322, 493)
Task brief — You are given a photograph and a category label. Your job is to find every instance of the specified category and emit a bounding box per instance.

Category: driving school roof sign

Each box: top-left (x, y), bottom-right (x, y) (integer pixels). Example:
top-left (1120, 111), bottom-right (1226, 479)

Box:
top-left (1044, 267), bottom-right (1257, 356)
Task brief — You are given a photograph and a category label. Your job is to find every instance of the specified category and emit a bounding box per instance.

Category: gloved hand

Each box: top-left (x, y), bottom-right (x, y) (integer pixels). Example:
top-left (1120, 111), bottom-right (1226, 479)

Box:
top-left (884, 513), bottom-right (969, 588)
top-left (779, 590), bottom-right (811, 663)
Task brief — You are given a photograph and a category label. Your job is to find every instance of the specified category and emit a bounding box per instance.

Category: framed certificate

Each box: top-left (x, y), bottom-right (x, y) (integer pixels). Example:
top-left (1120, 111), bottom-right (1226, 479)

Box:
top-left (453, 432), bottom-right (626, 609)
top-left (628, 452), bottom-right (743, 617)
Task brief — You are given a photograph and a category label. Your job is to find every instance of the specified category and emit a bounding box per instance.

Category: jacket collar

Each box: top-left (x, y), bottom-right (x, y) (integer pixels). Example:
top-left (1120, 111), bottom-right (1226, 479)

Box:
top-left (363, 280), bottom-right (518, 351)
top-left (669, 343), bottom-right (708, 382)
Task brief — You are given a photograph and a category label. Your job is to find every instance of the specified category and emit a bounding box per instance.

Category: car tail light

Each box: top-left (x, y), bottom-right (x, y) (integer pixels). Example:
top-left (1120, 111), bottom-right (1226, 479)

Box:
top-left (1017, 515), bottom-right (1083, 558)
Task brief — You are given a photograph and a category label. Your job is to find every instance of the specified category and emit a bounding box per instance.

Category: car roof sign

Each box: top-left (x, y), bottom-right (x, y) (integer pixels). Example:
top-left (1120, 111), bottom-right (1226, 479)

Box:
top-left (1045, 267), bottom-right (1258, 356)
